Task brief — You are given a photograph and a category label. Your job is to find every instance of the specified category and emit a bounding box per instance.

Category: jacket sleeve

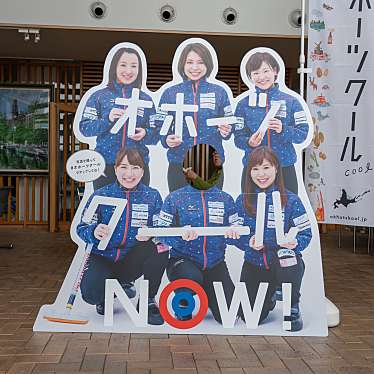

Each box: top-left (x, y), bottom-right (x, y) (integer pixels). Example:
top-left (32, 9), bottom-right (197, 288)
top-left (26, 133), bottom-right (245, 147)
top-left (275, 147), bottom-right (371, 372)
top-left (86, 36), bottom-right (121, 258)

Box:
top-left (219, 88), bottom-right (234, 140)
top-left (142, 97), bottom-right (160, 146)
top-left (206, 169), bottom-right (222, 188)
top-left (76, 193), bottom-right (100, 245)
top-left (156, 90), bottom-right (173, 149)
top-left (191, 169), bottom-right (222, 190)
top-left (234, 100), bottom-right (252, 150)
top-left (150, 191), bottom-right (163, 227)
top-left (226, 196), bottom-right (250, 251)
top-left (224, 194), bottom-right (244, 246)
top-left (191, 175), bottom-right (210, 190)
top-left (279, 98), bottom-right (309, 145)
top-left (226, 195), bottom-right (242, 226)
top-left (156, 194), bottom-right (185, 248)
top-left (289, 197), bottom-right (312, 254)
top-left (79, 91), bottom-right (114, 137)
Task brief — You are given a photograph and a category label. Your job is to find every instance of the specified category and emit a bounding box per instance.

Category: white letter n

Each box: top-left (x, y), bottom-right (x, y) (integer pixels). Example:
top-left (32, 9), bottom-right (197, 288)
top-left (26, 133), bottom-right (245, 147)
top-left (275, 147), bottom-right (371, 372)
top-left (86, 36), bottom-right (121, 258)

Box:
top-left (104, 279), bottom-right (148, 327)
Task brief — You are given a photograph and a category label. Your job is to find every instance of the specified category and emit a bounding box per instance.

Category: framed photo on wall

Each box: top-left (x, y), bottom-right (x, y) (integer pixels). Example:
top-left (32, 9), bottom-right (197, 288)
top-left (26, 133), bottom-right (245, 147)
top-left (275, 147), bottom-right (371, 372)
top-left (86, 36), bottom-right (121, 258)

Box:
top-left (0, 85), bottom-right (52, 173)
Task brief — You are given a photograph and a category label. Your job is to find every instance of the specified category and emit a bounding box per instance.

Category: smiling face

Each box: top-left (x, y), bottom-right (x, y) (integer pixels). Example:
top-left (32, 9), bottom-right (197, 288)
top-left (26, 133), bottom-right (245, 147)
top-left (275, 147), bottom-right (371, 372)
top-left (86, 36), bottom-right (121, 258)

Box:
top-left (250, 61), bottom-right (277, 90)
top-left (116, 52), bottom-right (139, 85)
top-left (184, 50), bottom-right (207, 81)
top-left (250, 159), bottom-right (277, 190)
top-left (115, 155), bottom-right (144, 189)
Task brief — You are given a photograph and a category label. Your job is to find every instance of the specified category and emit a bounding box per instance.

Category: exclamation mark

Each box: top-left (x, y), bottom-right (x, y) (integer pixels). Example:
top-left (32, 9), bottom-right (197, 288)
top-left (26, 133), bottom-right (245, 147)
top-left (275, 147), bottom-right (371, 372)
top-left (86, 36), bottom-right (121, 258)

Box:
top-left (282, 283), bottom-right (292, 330)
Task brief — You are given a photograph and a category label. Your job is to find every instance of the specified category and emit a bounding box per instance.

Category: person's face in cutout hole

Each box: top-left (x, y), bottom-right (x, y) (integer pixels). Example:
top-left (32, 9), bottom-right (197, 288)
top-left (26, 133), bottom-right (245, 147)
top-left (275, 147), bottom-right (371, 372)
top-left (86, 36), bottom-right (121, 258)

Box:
top-left (250, 158), bottom-right (277, 190)
top-left (116, 52), bottom-right (139, 85)
top-left (184, 50), bottom-right (208, 81)
top-left (250, 61), bottom-right (278, 91)
top-left (183, 145), bottom-right (222, 189)
top-left (115, 155), bottom-right (144, 189)
top-left (211, 152), bottom-right (222, 169)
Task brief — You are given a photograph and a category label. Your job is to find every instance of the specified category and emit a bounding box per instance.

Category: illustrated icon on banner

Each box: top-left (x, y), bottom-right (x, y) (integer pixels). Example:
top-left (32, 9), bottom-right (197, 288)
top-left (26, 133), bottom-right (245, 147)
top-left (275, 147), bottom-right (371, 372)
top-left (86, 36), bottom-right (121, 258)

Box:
top-left (333, 188), bottom-right (370, 209)
top-left (311, 42), bottom-right (330, 62)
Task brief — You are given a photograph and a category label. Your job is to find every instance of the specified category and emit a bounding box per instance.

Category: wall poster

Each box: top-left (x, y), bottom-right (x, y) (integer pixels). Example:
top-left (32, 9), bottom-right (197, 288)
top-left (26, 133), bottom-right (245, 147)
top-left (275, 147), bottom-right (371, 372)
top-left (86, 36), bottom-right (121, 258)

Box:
top-left (0, 85), bottom-right (50, 172)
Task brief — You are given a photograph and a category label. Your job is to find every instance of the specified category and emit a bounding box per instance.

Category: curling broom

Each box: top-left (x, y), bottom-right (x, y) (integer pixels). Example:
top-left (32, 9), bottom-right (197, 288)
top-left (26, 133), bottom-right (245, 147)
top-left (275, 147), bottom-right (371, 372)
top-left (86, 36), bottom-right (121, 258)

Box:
top-left (43, 243), bottom-right (93, 324)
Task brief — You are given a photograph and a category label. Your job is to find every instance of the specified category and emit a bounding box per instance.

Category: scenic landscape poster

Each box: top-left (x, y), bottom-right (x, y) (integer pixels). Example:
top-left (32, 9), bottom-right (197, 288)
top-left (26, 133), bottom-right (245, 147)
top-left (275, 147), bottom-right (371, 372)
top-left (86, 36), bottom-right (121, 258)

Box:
top-left (0, 86), bottom-right (50, 172)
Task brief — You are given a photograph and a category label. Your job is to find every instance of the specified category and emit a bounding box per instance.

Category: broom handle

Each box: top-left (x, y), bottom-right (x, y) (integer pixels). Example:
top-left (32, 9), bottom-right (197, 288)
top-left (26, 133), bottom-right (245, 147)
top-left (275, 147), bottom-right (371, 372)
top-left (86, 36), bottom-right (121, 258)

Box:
top-left (66, 243), bottom-right (93, 310)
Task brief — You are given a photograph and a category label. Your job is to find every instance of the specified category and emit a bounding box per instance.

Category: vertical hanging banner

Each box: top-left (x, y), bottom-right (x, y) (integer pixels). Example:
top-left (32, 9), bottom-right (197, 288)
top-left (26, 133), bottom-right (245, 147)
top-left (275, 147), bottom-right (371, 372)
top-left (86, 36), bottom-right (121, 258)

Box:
top-left (33, 39), bottom-right (327, 336)
top-left (305, 0), bottom-right (374, 226)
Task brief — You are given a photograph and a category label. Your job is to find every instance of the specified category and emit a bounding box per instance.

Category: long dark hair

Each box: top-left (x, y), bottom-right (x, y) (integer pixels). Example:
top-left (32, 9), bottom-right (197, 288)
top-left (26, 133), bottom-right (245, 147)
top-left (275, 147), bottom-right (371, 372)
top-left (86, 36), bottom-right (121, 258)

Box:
top-left (108, 47), bottom-right (143, 90)
top-left (243, 146), bottom-right (287, 216)
top-left (177, 43), bottom-right (214, 80)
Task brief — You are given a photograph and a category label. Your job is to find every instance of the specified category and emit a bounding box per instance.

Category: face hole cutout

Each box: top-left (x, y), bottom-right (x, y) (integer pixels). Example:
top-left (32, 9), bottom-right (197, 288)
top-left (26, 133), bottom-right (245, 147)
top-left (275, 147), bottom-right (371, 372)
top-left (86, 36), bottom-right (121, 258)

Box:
top-left (182, 144), bottom-right (223, 190)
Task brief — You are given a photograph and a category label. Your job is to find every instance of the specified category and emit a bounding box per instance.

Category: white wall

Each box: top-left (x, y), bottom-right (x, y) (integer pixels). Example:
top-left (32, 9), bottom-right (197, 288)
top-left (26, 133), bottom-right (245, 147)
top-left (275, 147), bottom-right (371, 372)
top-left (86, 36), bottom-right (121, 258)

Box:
top-left (0, 0), bottom-right (303, 37)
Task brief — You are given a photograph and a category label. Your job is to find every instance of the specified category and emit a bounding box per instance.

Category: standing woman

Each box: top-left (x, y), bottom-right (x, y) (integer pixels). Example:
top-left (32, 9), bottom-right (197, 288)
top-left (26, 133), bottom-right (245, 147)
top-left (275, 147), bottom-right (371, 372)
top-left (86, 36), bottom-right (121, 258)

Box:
top-left (77, 148), bottom-right (168, 325)
top-left (157, 41), bottom-right (234, 192)
top-left (235, 146), bottom-right (312, 331)
top-left (234, 51), bottom-right (310, 193)
top-left (79, 45), bottom-right (157, 189)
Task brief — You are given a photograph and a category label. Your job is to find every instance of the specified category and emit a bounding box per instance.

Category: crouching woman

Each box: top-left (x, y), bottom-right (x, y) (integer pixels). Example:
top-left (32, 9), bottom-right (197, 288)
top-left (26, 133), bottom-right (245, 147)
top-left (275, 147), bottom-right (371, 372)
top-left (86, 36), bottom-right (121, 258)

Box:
top-left (157, 164), bottom-right (241, 324)
top-left (76, 148), bottom-right (168, 325)
top-left (235, 146), bottom-right (312, 331)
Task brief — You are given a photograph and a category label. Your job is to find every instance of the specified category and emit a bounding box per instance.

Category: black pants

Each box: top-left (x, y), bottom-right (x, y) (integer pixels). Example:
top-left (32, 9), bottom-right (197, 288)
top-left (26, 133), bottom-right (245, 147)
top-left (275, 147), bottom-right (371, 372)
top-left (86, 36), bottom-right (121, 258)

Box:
top-left (80, 240), bottom-right (168, 305)
top-left (93, 163), bottom-right (150, 190)
top-left (241, 164), bottom-right (298, 194)
top-left (240, 255), bottom-right (305, 323)
top-left (168, 163), bottom-right (224, 193)
top-left (166, 257), bottom-right (234, 323)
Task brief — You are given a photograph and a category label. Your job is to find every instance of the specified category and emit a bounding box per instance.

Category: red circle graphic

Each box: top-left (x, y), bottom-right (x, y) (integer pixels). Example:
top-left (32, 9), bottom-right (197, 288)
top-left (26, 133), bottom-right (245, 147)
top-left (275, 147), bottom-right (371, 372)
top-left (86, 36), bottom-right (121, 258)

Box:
top-left (159, 278), bottom-right (209, 329)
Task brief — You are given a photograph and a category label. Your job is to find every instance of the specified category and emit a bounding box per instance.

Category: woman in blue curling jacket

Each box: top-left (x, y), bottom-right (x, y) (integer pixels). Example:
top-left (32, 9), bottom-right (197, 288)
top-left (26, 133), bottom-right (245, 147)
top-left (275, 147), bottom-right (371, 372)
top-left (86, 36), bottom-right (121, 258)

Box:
top-left (157, 169), bottom-right (241, 324)
top-left (77, 148), bottom-right (168, 325)
top-left (235, 146), bottom-right (312, 331)
top-left (157, 41), bottom-right (234, 191)
top-left (234, 51), bottom-right (309, 193)
top-left (79, 45), bottom-right (157, 189)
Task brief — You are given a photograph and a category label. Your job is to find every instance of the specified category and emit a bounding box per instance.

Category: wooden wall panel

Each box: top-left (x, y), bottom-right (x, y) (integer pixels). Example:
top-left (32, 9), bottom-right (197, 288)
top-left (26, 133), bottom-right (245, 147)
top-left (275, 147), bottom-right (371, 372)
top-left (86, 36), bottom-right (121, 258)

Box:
top-left (0, 175), bottom-right (48, 225)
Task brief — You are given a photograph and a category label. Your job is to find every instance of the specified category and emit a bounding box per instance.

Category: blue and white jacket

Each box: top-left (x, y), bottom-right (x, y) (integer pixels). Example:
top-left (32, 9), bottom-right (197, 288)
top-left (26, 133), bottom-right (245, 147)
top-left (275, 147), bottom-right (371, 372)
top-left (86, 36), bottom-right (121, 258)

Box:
top-left (234, 186), bottom-right (312, 268)
top-left (77, 182), bottom-right (162, 262)
top-left (234, 84), bottom-right (309, 167)
top-left (157, 184), bottom-right (240, 269)
top-left (156, 78), bottom-right (233, 164)
top-left (79, 82), bottom-right (158, 165)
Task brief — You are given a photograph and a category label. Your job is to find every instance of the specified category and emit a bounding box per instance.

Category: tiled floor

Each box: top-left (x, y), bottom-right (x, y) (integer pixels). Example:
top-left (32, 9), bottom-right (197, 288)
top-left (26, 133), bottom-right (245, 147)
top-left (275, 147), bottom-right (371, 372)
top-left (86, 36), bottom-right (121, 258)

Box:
top-left (1, 227), bottom-right (374, 374)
